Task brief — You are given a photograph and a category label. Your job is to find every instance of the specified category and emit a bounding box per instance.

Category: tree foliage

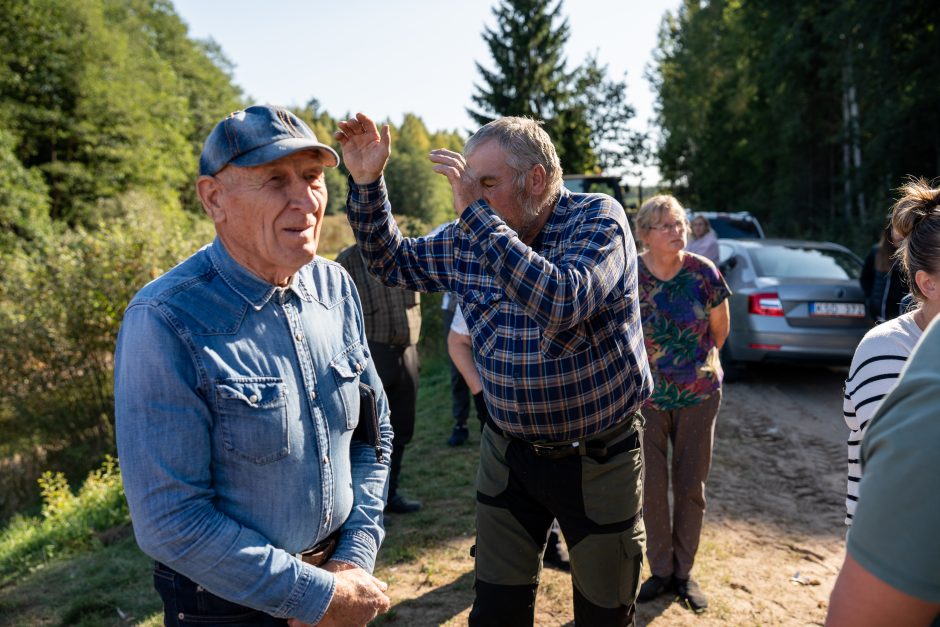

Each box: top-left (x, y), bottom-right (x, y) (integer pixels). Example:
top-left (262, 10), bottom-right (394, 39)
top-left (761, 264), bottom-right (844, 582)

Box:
top-left (652, 0), bottom-right (940, 248)
top-left (0, 0), bottom-right (243, 228)
top-left (0, 207), bottom-right (211, 460)
top-left (469, 0), bottom-right (643, 175)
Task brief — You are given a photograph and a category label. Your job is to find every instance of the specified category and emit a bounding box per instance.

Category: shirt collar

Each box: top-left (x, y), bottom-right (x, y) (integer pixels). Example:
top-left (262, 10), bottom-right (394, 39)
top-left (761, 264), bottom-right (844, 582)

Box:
top-left (208, 237), bottom-right (313, 309)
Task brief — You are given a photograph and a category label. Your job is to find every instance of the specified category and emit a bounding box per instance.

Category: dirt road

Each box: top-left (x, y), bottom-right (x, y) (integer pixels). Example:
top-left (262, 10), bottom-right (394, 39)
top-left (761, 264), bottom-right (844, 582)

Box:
top-left (378, 363), bottom-right (853, 626)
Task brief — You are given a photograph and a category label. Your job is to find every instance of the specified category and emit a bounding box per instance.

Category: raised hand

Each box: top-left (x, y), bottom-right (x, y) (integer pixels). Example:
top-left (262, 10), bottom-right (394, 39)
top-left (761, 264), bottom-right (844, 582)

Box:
top-left (429, 148), bottom-right (483, 215)
top-left (335, 113), bottom-right (391, 185)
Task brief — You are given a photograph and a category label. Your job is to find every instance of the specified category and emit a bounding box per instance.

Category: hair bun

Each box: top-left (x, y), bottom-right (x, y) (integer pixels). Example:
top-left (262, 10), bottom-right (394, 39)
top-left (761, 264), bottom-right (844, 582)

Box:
top-left (891, 178), bottom-right (940, 240)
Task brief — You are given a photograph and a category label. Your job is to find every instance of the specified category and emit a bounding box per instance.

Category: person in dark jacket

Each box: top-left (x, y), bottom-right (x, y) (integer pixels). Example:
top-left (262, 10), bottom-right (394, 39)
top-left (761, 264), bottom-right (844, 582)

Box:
top-left (860, 221), bottom-right (908, 322)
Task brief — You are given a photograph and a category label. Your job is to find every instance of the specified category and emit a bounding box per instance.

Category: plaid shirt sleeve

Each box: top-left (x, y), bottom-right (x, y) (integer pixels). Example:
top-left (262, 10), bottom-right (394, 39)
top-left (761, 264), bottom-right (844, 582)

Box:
top-left (459, 195), bottom-right (627, 333)
top-left (345, 177), bottom-right (457, 294)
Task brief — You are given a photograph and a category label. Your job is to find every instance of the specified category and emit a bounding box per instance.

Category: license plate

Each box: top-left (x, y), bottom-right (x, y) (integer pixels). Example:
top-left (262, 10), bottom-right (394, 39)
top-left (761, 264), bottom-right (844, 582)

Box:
top-left (810, 302), bottom-right (865, 317)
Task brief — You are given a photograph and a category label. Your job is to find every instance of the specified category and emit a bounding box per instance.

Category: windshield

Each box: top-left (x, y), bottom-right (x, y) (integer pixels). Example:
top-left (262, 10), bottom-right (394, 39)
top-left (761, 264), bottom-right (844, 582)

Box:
top-left (749, 245), bottom-right (861, 280)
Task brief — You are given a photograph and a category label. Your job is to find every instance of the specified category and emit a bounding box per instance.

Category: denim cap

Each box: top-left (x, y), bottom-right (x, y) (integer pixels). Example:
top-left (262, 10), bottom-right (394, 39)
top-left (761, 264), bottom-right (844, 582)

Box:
top-left (199, 104), bottom-right (340, 176)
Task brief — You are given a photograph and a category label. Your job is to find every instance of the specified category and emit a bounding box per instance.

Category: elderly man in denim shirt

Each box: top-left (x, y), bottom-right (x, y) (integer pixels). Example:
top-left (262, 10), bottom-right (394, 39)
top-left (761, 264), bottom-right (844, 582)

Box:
top-left (115, 105), bottom-right (393, 627)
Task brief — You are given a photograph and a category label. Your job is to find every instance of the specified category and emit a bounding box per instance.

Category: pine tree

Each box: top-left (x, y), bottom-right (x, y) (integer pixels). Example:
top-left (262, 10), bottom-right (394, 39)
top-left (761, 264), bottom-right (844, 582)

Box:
top-left (468, 0), bottom-right (594, 172)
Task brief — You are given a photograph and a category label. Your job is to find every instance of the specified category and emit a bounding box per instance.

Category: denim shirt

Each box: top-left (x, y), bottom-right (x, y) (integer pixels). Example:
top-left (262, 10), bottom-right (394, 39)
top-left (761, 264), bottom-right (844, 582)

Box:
top-left (114, 238), bottom-right (392, 624)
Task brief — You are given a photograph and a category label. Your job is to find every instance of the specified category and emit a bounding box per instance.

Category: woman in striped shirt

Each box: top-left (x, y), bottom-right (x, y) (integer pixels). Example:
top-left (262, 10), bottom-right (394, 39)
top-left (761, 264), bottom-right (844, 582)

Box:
top-left (843, 178), bottom-right (940, 524)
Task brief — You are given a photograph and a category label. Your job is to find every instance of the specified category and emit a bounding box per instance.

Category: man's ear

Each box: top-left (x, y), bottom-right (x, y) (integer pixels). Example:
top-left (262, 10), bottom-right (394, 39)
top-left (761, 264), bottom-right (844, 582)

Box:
top-left (527, 164), bottom-right (547, 198)
top-left (196, 175), bottom-right (226, 224)
top-left (914, 269), bottom-right (937, 301)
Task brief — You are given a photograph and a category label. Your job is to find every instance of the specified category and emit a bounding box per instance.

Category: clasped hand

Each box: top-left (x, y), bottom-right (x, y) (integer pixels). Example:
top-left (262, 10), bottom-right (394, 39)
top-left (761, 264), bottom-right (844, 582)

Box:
top-left (287, 560), bottom-right (390, 627)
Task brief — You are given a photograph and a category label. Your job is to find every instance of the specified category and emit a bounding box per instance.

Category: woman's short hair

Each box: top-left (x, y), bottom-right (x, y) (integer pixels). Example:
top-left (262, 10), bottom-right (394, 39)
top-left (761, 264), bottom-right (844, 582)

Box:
top-left (635, 195), bottom-right (687, 232)
top-left (891, 177), bottom-right (940, 303)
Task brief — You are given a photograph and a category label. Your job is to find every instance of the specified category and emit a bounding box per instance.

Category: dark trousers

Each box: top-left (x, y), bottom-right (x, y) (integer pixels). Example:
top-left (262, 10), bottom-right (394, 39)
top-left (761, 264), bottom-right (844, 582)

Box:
top-left (153, 561), bottom-right (287, 626)
top-left (370, 341), bottom-right (419, 499)
top-left (442, 307), bottom-right (470, 424)
top-left (470, 417), bottom-right (645, 627)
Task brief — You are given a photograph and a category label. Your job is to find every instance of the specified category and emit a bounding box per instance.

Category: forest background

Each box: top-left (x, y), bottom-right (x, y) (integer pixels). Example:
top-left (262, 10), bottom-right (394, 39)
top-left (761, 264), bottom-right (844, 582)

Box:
top-left (0, 0), bottom-right (937, 578)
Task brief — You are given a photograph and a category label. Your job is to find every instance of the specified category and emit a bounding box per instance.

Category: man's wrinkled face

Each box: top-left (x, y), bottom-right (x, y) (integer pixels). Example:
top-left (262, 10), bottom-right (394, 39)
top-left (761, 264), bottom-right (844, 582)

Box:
top-left (467, 140), bottom-right (542, 240)
top-left (207, 150), bottom-right (328, 286)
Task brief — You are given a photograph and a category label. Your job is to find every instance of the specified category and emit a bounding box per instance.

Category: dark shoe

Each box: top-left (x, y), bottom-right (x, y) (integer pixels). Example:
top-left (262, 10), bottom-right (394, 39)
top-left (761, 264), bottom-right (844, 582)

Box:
top-left (637, 574), bottom-right (674, 603)
top-left (542, 531), bottom-right (570, 572)
top-left (385, 494), bottom-right (422, 514)
top-left (675, 577), bottom-right (707, 613)
top-left (447, 424), bottom-right (469, 446)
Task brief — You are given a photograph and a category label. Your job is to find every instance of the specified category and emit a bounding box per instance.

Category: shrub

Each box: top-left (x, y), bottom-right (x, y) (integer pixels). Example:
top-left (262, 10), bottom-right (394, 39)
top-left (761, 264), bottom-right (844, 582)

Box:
top-left (0, 456), bottom-right (129, 585)
top-left (0, 196), bottom-right (210, 517)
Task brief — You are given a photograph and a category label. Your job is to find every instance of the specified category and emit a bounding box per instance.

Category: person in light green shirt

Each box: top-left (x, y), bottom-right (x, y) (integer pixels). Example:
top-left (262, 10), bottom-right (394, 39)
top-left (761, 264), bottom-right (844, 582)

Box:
top-left (827, 315), bottom-right (940, 626)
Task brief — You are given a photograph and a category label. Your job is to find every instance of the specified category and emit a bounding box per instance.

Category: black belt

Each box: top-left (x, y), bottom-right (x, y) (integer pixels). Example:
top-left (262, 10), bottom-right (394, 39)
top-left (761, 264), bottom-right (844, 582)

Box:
top-left (298, 529), bottom-right (340, 567)
top-left (488, 415), bottom-right (641, 462)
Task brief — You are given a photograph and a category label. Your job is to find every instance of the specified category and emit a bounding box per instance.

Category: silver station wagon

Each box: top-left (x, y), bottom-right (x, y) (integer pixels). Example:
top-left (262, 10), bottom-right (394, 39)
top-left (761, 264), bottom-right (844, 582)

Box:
top-left (717, 239), bottom-right (873, 377)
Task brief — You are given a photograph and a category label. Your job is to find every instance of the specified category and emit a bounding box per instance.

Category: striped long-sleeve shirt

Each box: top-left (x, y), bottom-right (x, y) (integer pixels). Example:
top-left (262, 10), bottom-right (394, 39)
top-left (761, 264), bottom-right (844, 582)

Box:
top-left (346, 176), bottom-right (653, 442)
top-left (842, 312), bottom-right (921, 524)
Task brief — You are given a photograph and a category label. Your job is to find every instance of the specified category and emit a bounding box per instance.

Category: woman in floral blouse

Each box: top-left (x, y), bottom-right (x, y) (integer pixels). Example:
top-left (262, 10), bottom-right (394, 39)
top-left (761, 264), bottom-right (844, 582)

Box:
top-left (633, 195), bottom-right (731, 613)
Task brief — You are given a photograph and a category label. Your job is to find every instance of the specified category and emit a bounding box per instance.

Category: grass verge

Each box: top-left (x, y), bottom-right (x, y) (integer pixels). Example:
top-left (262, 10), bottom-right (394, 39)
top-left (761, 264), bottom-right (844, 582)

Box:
top-left (0, 352), bottom-right (478, 626)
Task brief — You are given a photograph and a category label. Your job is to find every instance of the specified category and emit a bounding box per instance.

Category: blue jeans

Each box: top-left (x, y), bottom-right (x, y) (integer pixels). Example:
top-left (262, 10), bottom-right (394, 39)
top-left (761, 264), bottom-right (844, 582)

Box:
top-left (153, 562), bottom-right (288, 626)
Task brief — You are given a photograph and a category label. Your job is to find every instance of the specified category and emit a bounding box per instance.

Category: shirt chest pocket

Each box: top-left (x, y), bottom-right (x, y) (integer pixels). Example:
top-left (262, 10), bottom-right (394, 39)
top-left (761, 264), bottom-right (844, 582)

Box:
top-left (215, 378), bottom-right (289, 465)
top-left (463, 290), bottom-right (503, 356)
top-left (540, 324), bottom-right (593, 360)
top-left (330, 342), bottom-right (369, 430)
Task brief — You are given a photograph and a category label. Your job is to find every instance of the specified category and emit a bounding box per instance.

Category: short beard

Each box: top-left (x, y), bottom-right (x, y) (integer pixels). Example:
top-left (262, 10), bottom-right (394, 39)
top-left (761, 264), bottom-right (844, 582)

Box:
top-left (505, 174), bottom-right (547, 237)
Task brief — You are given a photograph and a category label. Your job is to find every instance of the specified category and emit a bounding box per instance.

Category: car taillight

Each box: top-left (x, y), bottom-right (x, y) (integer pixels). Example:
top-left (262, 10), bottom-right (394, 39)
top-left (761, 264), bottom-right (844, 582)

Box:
top-left (748, 292), bottom-right (784, 316)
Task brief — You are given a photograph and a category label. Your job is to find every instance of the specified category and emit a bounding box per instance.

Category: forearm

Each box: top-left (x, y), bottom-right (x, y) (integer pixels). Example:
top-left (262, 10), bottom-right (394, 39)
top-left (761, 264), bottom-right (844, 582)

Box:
top-left (827, 553), bottom-right (940, 626)
top-left (345, 176), bottom-right (454, 294)
top-left (448, 330), bottom-right (483, 394)
top-left (333, 351), bottom-right (393, 572)
top-left (710, 299), bottom-right (730, 349)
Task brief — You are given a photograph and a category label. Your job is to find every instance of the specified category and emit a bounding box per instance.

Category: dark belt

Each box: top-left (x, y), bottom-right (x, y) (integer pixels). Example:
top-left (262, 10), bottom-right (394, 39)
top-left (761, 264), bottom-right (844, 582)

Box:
top-left (490, 415), bottom-right (641, 462)
top-left (298, 530), bottom-right (340, 567)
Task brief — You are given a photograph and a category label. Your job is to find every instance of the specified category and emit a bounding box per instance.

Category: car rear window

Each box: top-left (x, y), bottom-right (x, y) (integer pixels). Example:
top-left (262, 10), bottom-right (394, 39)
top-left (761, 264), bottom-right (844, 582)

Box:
top-left (709, 218), bottom-right (762, 239)
top-left (749, 246), bottom-right (862, 280)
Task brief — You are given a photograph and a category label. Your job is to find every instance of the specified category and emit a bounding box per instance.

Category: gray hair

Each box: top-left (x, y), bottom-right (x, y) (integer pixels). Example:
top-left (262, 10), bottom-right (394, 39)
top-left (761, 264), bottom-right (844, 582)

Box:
top-left (464, 117), bottom-right (563, 206)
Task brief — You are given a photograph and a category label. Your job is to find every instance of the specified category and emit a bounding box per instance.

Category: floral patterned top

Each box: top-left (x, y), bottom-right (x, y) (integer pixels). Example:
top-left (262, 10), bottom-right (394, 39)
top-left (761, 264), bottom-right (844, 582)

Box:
top-left (638, 252), bottom-right (731, 410)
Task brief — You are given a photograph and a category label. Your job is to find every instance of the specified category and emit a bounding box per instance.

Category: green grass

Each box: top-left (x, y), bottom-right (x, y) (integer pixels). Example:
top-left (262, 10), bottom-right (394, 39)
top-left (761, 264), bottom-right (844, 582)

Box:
top-left (0, 352), bottom-right (478, 626)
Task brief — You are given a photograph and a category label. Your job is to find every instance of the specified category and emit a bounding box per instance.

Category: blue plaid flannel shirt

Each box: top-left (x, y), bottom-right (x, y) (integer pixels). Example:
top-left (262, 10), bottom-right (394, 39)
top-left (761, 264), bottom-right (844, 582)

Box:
top-left (347, 176), bottom-right (652, 442)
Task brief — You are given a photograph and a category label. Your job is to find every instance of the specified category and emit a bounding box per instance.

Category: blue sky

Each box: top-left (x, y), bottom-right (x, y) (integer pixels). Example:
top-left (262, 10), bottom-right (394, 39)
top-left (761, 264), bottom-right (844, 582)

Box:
top-left (171, 0), bottom-right (680, 182)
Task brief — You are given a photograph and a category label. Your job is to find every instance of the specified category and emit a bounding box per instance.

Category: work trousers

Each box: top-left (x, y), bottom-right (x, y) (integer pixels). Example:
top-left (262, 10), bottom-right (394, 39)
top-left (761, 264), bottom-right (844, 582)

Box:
top-left (469, 416), bottom-right (646, 627)
top-left (370, 341), bottom-right (419, 499)
top-left (641, 390), bottom-right (721, 580)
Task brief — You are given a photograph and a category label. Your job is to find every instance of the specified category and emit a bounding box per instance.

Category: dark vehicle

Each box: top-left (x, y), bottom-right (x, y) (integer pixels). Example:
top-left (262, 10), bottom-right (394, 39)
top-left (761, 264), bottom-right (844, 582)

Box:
top-left (563, 174), bottom-right (626, 207)
top-left (718, 239), bottom-right (872, 377)
top-left (690, 210), bottom-right (765, 239)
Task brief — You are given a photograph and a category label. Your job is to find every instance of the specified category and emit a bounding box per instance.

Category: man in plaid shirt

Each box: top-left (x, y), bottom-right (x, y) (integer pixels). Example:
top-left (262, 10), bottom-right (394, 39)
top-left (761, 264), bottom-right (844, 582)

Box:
top-left (337, 112), bottom-right (652, 627)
